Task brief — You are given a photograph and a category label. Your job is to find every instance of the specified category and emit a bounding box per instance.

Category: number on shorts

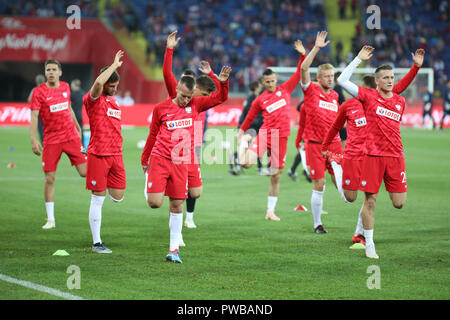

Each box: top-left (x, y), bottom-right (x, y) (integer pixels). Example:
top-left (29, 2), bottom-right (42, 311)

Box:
top-left (401, 171), bottom-right (406, 183)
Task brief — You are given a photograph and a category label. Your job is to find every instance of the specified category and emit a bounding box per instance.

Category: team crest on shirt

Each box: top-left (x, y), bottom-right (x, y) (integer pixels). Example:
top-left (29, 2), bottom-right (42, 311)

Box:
top-left (276, 91), bottom-right (282, 97)
top-left (395, 104), bottom-right (401, 111)
top-left (63, 92), bottom-right (68, 98)
top-left (185, 107), bottom-right (192, 113)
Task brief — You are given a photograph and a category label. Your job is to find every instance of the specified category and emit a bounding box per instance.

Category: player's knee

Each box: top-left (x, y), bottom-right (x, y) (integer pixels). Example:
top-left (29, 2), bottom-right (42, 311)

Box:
top-left (148, 198), bottom-right (162, 209)
top-left (189, 189), bottom-right (202, 199)
top-left (44, 175), bottom-right (55, 185)
top-left (392, 201), bottom-right (404, 209)
top-left (109, 194), bottom-right (124, 203)
top-left (344, 191), bottom-right (357, 202)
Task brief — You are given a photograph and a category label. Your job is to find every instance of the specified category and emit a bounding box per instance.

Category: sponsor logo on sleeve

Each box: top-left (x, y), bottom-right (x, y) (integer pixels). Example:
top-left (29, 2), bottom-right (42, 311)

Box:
top-left (107, 108), bottom-right (121, 119)
top-left (376, 106), bottom-right (401, 122)
top-left (266, 98), bottom-right (287, 113)
top-left (318, 100), bottom-right (338, 112)
top-left (354, 117), bottom-right (367, 127)
top-left (166, 118), bottom-right (193, 130)
top-left (49, 101), bottom-right (69, 112)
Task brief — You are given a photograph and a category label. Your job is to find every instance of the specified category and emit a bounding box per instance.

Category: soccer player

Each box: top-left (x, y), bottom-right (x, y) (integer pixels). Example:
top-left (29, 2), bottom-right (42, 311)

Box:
top-left (70, 79), bottom-right (87, 147)
top-left (30, 60), bottom-right (87, 230)
top-left (229, 80), bottom-right (265, 176)
top-left (440, 81), bottom-right (450, 130)
top-left (142, 68), bottom-right (230, 264)
top-left (28, 74), bottom-right (46, 143)
top-left (83, 50), bottom-right (125, 254)
top-left (288, 100), bottom-right (312, 183)
top-left (159, 31), bottom-right (222, 231)
top-left (337, 45), bottom-right (419, 258)
top-left (237, 39), bottom-right (306, 221)
top-left (322, 48), bottom-right (424, 246)
top-left (421, 87), bottom-right (435, 129)
top-left (299, 31), bottom-right (342, 234)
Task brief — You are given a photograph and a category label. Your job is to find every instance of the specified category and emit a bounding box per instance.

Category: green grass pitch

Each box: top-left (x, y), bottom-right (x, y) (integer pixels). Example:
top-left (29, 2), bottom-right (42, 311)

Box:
top-left (0, 126), bottom-right (449, 300)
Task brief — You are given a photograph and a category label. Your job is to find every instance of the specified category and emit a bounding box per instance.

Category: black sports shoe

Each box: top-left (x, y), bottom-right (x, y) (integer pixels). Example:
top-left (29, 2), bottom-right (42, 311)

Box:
top-left (314, 225), bottom-right (328, 234)
top-left (287, 169), bottom-right (298, 181)
top-left (303, 169), bottom-right (312, 183)
top-left (228, 167), bottom-right (238, 176)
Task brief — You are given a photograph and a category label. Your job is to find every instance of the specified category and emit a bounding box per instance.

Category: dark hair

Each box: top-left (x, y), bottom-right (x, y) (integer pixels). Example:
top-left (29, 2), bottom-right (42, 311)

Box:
top-left (262, 69), bottom-right (275, 77)
top-left (375, 64), bottom-right (393, 75)
top-left (182, 69), bottom-right (196, 78)
top-left (45, 59), bottom-right (62, 70)
top-left (196, 75), bottom-right (216, 93)
top-left (249, 81), bottom-right (260, 92)
top-left (99, 66), bottom-right (120, 84)
top-left (362, 75), bottom-right (376, 89)
top-left (179, 75), bottom-right (195, 91)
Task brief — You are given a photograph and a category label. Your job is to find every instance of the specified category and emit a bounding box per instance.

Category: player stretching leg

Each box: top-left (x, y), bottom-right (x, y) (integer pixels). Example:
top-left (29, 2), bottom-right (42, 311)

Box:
top-left (238, 40), bottom-right (306, 221)
top-left (338, 46), bottom-right (419, 258)
top-left (83, 51), bottom-right (126, 254)
top-left (322, 49), bottom-right (424, 246)
top-left (299, 31), bottom-right (343, 233)
top-left (161, 31), bottom-right (224, 234)
top-left (142, 68), bottom-right (230, 264)
top-left (30, 59), bottom-right (87, 229)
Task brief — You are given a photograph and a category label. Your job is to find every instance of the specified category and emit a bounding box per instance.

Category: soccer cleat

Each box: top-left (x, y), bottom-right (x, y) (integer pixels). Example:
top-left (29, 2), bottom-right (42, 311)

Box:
top-left (365, 243), bottom-right (379, 259)
top-left (42, 220), bottom-right (55, 229)
top-left (302, 169), bottom-right (312, 183)
top-left (92, 242), bottom-right (112, 254)
top-left (265, 211), bottom-right (280, 221)
top-left (352, 234), bottom-right (366, 245)
top-left (228, 167), bottom-right (239, 176)
top-left (166, 249), bottom-right (182, 263)
top-left (184, 218), bottom-right (197, 229)
top-left (314, 225), bottom-right (328, 234)
top-left (80, 147), bottom-right (87, 155)
top-left (287, 169), bottom-right (298, 181)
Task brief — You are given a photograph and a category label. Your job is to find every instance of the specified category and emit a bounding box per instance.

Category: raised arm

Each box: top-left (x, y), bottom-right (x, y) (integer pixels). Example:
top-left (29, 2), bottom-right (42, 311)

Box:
top-left (301, 31), bottom-right (330, 87)
top-left (199, 60), bottom-right (222, 96)
top-left (295, 106), bottom-right (306, 149)
top-left (141, 107), bottom-right (161, 171)
top-left (163, 31), bottom-right (181, 98)
top-left (90, 50), bottom-right (123, 100)
top-left (321, 102), bottom-right (348, 156)
top-left (393, 48), bottom-right (425, 94)
top-left (196, 66), bottom-right (231, 112)
top-left (337, 45), bottom-right (375, 97)
top-left (280, 40), bottom-right (306, 94)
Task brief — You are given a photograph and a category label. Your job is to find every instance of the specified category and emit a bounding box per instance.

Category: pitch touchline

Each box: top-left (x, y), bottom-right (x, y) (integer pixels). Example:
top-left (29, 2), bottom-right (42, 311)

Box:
top-left (0, 273), bottom-right (86, 300)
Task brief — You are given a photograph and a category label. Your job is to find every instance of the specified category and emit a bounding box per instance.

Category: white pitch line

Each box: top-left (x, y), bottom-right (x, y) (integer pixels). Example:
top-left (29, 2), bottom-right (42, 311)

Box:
top-left (0, 273), bottom-right (86, 300)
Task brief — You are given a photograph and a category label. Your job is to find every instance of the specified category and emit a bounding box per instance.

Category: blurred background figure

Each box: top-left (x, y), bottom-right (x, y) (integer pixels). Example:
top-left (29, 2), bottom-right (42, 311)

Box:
top-left (70, 79), bottom-right (86, 146)
top-left (28, 74), bottom-right (46, 143)
top-left (121, 90), bottom-right (135, 106)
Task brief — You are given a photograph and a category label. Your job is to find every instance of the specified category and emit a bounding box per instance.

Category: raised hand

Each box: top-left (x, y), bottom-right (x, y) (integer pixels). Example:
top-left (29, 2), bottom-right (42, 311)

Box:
top-left (199, 60), bottom-right (212, 74)
top-left (411, 48), bottom-right (425, 67)
top-left (166, 30), bottom-right (181, 49)
top-left (314, 31), bottom-right (330, 49)
top-left (113, 50), bottom-right (124, 68)
top-left (217, 65), bottom-right (232, 82)
top-left (357, 45), bottom-right (375, 61)
top-left (294, 40), bottom-right (306, 55)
